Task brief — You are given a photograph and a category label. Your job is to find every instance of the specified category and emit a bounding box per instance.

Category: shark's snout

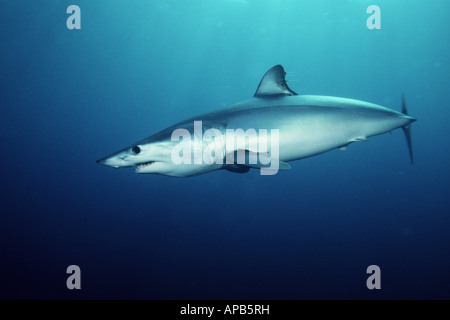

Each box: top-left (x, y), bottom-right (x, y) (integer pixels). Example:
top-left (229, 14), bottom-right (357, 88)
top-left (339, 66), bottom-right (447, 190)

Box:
top-left (96, 144), bottom-right (166, 170)
top-left (96, 155), bottom-right (115, 166)
top-left (96, 157), bottom-right (115, 168)
top-left (96, 155), bottom-right (125, 168)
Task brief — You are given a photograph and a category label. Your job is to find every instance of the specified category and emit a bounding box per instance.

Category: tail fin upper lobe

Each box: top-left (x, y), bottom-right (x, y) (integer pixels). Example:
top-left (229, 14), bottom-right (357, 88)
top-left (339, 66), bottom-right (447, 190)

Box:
top-left (401, 94), bottom-right (415, 164)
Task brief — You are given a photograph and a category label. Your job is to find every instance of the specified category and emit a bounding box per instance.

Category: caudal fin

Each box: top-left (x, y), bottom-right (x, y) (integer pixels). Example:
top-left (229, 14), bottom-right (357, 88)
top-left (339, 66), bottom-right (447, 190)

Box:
top-left (401, 94), bottom-right (414, 164)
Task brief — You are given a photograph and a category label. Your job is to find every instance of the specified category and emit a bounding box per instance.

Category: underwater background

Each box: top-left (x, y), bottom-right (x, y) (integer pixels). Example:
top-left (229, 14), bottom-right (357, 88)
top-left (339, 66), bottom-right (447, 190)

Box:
top-left (1, 0), bottom-right (449, 299)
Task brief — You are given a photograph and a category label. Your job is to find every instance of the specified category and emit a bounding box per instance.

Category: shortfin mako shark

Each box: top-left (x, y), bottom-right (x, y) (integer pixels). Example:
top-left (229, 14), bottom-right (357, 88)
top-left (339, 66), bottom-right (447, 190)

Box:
top-left (97, 65), bottom-right (416, 177)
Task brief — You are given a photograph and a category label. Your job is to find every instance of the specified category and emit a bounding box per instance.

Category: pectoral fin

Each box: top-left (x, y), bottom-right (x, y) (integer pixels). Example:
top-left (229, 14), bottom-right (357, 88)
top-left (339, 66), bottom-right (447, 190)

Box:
top-left (223, 149), bottom-right (291, 172)
top-left (225, 165), bottom-right (250, 174)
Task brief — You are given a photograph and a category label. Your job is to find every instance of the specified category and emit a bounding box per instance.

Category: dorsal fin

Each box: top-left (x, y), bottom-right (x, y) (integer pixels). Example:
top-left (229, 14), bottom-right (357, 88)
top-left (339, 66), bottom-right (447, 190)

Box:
top-left (254, 65), bottom-right (298, 97)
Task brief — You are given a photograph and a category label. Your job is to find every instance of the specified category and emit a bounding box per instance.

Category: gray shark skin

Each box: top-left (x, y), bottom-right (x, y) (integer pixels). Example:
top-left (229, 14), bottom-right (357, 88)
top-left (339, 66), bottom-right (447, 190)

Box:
top-left (97, 65), bottom-right (416, 177)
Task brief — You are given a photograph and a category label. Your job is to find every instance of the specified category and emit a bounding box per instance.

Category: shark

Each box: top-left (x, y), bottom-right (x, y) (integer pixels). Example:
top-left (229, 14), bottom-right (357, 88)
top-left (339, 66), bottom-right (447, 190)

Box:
top-left (96, 65), bottom-right (416, 177)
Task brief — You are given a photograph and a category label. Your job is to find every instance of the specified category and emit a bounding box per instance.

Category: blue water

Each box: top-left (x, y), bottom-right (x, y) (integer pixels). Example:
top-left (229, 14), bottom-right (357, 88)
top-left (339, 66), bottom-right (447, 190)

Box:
top-left (1, 0), bottom-right (449, 299)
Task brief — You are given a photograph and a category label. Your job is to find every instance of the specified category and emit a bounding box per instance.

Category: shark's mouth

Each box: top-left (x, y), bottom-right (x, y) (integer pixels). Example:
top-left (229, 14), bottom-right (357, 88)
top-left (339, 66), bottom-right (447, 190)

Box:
top-left (136, 161), bottom-right (156, 172)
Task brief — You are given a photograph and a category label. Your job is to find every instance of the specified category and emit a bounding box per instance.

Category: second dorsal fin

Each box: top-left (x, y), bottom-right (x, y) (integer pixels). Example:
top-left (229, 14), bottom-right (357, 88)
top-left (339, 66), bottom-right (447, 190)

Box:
top-left (254, 65), bottom-right (298, 97)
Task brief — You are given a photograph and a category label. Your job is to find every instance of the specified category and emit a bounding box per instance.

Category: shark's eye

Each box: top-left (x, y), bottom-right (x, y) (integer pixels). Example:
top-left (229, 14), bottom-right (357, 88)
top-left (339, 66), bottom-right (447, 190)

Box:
top-left (131, 146), bottom-right (141, 154)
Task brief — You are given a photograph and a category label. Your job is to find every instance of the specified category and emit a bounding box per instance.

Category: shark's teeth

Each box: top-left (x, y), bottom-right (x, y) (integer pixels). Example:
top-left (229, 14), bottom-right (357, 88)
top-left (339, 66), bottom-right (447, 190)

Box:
top-left (136, 161), bottom-right (155, 172)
